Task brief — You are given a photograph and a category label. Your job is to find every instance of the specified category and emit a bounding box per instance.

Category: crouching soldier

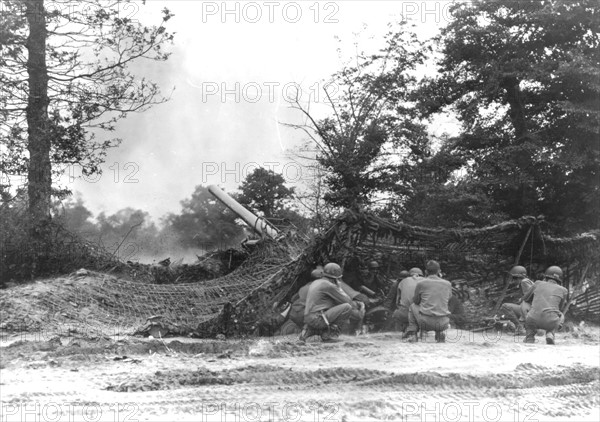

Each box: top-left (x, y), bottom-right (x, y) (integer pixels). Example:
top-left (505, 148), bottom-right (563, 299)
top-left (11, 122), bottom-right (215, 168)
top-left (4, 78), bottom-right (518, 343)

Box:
top-left (391, 268), bottom-right (423, 332)
top-left (499, 265), bottom-right (534, 334)
top-left (299, 263), bottom-right (353, 343)
top-left (448, 289), bottom-right (466, 329)
top-left (338, 279), bottom-right (366, 334)
top-left (381, 270), bottom-right (410, 331)
top-left (289, 267), bottom-right (323, 328)
top-left (403, 261), bottom-right (452, 343)
top-left (522, 266), bottom-right (568, 345)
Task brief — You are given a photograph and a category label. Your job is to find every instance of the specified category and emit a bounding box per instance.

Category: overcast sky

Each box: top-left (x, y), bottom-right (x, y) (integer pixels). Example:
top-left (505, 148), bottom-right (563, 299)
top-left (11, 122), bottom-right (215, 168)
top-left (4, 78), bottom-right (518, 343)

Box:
top-left (62, 0), bottom-right (457, 222)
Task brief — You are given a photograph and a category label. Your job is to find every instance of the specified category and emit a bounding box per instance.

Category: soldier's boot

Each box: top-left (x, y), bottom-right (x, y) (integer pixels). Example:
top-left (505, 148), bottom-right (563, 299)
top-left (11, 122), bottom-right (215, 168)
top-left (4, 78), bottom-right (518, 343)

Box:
top-left (435, 331), bottom-right (446, 343)
top-left (321, 324), bottom-right (341, 343)
top-left (523, 326), bottom-right (536, 344)
top-left (298, 325), bottom-right (316, 343)
top-left (500, 311), bottom-right (523, 334)
top-left (545, 331), bottom-right (555, 345)
top-left (402, 330), bottom-right (418, 342)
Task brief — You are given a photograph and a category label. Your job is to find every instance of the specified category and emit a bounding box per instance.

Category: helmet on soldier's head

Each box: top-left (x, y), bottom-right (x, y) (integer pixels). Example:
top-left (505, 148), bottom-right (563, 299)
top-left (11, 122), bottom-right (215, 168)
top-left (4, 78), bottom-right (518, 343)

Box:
top-left (409, 267), bottom-right (423, 276)
top-left (398, 270), bottom-right (410, 279)
top-left (323, 263), bottom-right (343, 279)
top-left (310, 267), bottom-right (324, 280)
top-left (509, 265), bottom-right (527, 278)
top-left (544, 266), bottom-right (563, 282)
top-left (368, 261), bottom-right (380, 269)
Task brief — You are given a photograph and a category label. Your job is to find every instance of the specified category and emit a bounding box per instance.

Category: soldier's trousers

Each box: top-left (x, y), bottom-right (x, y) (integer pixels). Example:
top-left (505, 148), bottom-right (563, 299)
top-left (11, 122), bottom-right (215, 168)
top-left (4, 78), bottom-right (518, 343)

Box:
top-left (289, 301), bottom-right (306, 327)
top-left (391, 307), bottom-right (410, 331)
top-left (305, 303), bottom-right (352, 331)
top-left (407, 303), bottom-right (450, 334)
top-left (524, 309), bottom-right (564, 342)
top-left (500, 302), bottom-right (531, 327)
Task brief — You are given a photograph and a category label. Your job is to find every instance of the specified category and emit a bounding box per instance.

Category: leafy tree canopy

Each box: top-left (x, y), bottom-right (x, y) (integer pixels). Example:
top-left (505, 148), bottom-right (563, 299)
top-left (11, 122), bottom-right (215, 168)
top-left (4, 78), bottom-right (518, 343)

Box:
top-left (415, 0), bottom-right (599, 233)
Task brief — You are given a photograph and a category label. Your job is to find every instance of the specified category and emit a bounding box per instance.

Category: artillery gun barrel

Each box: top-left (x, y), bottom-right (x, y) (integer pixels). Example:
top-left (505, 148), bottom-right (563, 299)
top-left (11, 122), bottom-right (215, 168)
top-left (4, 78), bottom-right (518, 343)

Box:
top-left (208, 185), bottom-right (280, 239)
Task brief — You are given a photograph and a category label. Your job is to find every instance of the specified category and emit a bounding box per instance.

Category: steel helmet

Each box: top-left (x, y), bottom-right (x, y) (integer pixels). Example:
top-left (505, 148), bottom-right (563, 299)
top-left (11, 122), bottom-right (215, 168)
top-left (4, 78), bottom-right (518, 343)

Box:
top-left (409, 267), bottom-right (423, 276)
top-left (368, 261), bottom-right (380, 269)
top-left (310, 267), bottom-right (324, 280)
top-left (544, 266), bottom-right (563, 282)
top-left (398, 270), bottom-right (410, 279)
top-left (323, 263), bottom-right (343, 279)
top-left (509, 265), bottom-right (527, 278)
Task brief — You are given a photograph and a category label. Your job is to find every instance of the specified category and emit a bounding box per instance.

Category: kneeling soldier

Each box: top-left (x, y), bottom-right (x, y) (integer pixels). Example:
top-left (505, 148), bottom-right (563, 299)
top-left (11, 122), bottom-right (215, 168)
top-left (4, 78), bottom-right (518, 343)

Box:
top-left (299, 262), bottom-right (353, 342)
top-left (522, 266), bottom-right (568, 345)
top-left (404, 261), bottom-right (452, 343)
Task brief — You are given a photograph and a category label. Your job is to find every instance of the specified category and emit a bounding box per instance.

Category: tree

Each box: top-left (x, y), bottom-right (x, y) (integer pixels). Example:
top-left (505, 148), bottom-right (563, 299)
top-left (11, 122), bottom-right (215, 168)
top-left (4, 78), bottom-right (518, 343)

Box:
top-left (418, 0), bottom-right (599, 233)
top-left (288, 26), bottom-right (429, 211)
top-left (0, 0), bottom-right (174, 229)
top-left (164, 185), bottom-right (243, 250)
top-left (236, 168), bottom-right (295, 219)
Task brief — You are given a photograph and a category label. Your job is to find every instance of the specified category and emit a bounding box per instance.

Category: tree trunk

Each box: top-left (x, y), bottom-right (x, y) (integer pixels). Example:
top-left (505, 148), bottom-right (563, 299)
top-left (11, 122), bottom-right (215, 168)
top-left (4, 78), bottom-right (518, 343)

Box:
top-left (502, 75), bottom-right (527, 140)
top-left (502, 75), bottom-right (536, 216)
top-left (25, 0), bottom-right (52, 227)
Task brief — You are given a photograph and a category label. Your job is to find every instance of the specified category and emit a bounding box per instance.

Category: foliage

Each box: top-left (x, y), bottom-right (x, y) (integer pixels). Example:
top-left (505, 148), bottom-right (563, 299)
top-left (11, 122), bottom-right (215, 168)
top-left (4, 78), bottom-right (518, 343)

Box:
top-left (236, 168), bottom-right (295, 219)
top-left (417, 0), bottom-right (600, 233)
top-left (0, 0), bottom-right (174, 222)
top-left (288, 26), bottom-right (429, 210)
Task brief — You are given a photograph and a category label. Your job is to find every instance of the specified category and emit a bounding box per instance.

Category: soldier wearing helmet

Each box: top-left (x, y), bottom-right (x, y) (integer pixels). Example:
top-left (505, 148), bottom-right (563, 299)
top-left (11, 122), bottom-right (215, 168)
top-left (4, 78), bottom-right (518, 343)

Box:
top-left (404, 261), bottom-right (452, 343)
top-left (382, 270), bottom-right (410, 315)
top-left (390, 267), bottom-right (424, 332)
top-left (299, 262), bottom-right (354, 342)
top-left (288, 266), bottom-right (323, 328)
top-left (362, 260), bottom-right (390, 297)
top-left (522, 266), bottom-right (568, 344)
top-left (498, 265), bottom-right (535, 335)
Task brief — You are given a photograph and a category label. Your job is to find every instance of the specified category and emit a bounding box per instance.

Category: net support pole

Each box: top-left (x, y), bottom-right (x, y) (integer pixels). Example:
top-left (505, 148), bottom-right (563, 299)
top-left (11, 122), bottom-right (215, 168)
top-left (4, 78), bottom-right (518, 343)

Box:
top-left (493, 224), bottom-right (534, 313)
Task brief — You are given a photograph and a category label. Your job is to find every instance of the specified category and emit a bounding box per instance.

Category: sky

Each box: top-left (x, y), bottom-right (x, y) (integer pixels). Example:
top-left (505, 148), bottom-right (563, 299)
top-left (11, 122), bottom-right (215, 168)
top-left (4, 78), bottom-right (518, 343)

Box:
top-left (60, 0), bottom-right (458, 223)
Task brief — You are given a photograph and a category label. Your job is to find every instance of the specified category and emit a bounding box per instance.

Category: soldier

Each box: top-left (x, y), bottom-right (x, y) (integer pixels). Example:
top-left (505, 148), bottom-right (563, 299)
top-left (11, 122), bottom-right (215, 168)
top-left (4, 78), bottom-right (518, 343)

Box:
top-left (381, 270), bottom-right (410, 331)
top-left (334, 276), bottom-right (366, 334)
top-left (403, 261), bottom-right (452, 343)
top-left (289, 267), bottom-right (323, 328)
top-left (448, 292), bottom-right (466, 329)
top-left (299, 263), bottom-right (354, 342)
top-left (498, 265), bottom-right (534, 334)
top-left (383, 270), bottom-right (411, 314)
top-left (522, 266), bottom-right (568, 345)
top-left (391, 268), bottom-right (423, 332)
top-left (363, 260), bottom-right (389, 297)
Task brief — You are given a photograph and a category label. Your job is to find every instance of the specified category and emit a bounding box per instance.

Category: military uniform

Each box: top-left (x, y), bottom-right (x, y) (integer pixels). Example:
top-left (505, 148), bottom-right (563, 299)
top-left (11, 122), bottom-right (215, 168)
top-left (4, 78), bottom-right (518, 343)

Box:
top-left (304, 278), bottom-right (353, 331)
top-left (499, 277), bottom-right (534, 331)
top-left (392, 275), bottom-right (421, 331)
top-left (289, 282), bottom-right (312, 327)
top-left (522, 280), bottom-right (568, 344)
top-left (407, 275), bottom-right (452, 336)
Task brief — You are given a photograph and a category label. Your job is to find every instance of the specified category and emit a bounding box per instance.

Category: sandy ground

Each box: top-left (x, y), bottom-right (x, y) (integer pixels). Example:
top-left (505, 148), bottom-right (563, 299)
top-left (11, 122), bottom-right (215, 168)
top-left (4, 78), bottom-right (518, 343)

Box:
top-left (1, 327), bottom-right (599, 422)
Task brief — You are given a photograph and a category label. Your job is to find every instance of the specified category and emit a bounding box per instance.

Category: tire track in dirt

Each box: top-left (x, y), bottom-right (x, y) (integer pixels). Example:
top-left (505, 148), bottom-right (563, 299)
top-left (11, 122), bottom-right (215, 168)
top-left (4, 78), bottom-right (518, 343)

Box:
top-left (102, 363), bottom-right (599, 392)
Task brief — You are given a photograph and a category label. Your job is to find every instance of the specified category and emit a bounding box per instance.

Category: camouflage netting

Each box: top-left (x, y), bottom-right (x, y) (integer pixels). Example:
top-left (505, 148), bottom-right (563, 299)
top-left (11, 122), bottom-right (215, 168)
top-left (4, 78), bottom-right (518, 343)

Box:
top-left (301, 212), bottom-right (600, 326)
top-left (1, 212), bottom-right (598, 338)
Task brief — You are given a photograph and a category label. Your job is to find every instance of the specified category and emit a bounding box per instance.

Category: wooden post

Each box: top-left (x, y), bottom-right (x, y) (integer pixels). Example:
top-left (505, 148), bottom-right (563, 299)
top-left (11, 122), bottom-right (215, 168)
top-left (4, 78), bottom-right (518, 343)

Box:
top-left (493, 224), bottom-right (534, 313)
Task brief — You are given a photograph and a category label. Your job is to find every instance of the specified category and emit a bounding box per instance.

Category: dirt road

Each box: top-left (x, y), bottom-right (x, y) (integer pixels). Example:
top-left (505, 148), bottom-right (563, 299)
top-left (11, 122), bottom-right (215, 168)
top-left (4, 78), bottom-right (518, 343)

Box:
top-left (1, 327), bottom-right (598, 422)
